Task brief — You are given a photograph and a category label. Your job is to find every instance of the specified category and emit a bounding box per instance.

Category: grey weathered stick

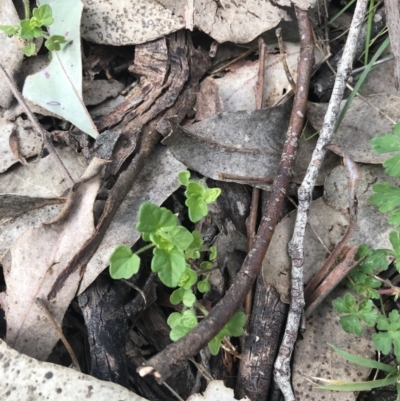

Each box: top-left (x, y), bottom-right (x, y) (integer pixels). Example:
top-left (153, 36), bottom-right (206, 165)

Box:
top-left (273, 0), bottom-right (369, 399)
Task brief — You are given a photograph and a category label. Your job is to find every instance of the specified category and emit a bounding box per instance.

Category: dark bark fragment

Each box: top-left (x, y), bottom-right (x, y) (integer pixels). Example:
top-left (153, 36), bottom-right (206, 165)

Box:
top-left (236, 278), bottom-right (287, 400)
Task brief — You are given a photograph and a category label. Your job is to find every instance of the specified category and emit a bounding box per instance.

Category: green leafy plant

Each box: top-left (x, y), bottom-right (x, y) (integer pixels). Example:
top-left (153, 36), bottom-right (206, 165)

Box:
top-left (109, 171), bottom-right (245, 355)
top-left (318, 122), bottom-right (400, 396)
top-left (0, 4), bottom-right (67, 56)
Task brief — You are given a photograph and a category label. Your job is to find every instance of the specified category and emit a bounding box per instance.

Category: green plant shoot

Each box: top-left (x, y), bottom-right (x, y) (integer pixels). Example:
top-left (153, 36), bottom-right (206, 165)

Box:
top-left (109, 171), bottom-right (245, 355)
top-left (0, 4), bottom-right (67, 56)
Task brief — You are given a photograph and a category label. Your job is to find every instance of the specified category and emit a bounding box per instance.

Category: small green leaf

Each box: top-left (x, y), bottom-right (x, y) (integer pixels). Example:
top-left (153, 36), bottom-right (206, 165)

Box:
top-left (23, 43), bottom-right (36, 57)
top-left (0, 25), bottom-right (19, 36)
top-left (225, 312), bottom-right (247, 337)
top-left (370, 131), bottom-right (400, 154)
top-left (149, 232), bottom-right (174, 250)
top-left (209, 246), bottom-right (217, 261)
top-left (388, 209), bottom-right (400, 230)
top-left (351, 275), bottom-right (382, 299)
top-left (208, 336), bottom-right (222, 355)
top-left (151, 247), bottom-right (186, 287)
top-left (185, 231), bottom-right (203, 259)
top-left (32, 4), bottom-right (54, 26)
top-left (182, 289), bottom-right (196, 307)
top-left (169, 226), bottom-right (194, 251)
top-left (185, 182), bottom-right (205, 198)
top-left (136, 202), bottom-right (178, 234)
top-left (178, 171), bottom-right (190, 186)
top-left (200, 261), bottom-right (213, 269)
top-left (204, 188), bottom-right (221, 203)
top-left (19, 19), bottom-right (42, 39)
top-left (170, 288), bottom-right (185, 305)
top-left (167, 312), bottom-right (181, 328)
top-left (178, 268), bottom-right (198, 289)
top-left (109, 245), bottom-right (140, 279)
top-left (168, 310), bottom-right (198, 341)
top-left (170, 325), bottom-right (191, 341)
top-left (332, 294), bottom-right (378, 335)
top-left (359, 249), bottom-right (390, 274)
top-left (373, 310), bottom-right (400, 362)
top-left (45, 35), bottom-right (67, 51)
top-left (186, 195), bottom-right (208, 222)
top-left (383, 154), bottom-right (400, 178)
top-left (370, 183), bottom-right (400, 213)
top-left (197, 279), bottom-right (211, 293)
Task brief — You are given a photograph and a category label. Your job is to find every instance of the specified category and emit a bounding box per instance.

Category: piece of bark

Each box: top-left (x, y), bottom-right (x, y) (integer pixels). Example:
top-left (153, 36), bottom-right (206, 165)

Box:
top-left (135, 304), bottom-right (195, 400)
top-left (236, 277), bottom-right (288, 400)
top-left (78, 276), bottom-right (130, 387)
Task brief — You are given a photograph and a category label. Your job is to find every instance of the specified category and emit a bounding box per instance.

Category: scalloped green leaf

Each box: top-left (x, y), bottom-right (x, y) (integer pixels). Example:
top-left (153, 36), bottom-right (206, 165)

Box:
top-left (109, 245), bottom-right (140, 279)
top-left (137, 202), bottom-right (178, 234)
top-left (151, 247), bottom-right (186, 287)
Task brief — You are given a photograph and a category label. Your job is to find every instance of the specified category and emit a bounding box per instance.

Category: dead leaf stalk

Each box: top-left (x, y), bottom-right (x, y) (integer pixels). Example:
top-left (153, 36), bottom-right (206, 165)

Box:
top-left (273, 0), bottom-right (369, 399)
top-left (276, 28), bottom-right (296, 92)
top-left (0, 62), bottom-right (74, 187)
top-left (136, 7), bottom-right (314, 383)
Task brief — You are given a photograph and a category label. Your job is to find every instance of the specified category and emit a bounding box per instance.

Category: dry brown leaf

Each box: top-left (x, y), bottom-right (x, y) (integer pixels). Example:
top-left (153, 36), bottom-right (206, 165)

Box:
top-left (0, 158), bottom-right (107, 359)
top-left (163, 103), bottom-right (292, 189)
top-left (197, 43), bottom-right (323, 111)
top-left (262, 186), bottom-right (393, 304)
top-left (307, 94), bottom-right (400, 163)
top-left (0, 117), bottom-right (42, 173)
top-left (0, 0), bottom-right (23, 109)
top-left (0, 146), bottom-right (87, 220)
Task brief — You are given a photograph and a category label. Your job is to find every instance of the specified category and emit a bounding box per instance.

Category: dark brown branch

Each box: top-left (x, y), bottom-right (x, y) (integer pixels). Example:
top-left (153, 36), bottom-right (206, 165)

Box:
top-left (137, 9), bottom-right (315, 383)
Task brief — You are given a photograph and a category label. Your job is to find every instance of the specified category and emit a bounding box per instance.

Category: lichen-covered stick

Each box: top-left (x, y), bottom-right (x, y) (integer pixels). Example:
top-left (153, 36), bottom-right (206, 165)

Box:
top-left (273, 0), bottom-right (369, 400)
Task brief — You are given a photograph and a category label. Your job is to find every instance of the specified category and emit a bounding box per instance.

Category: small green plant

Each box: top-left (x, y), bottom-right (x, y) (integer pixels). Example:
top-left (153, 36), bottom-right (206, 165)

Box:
top-left (0, 4), bottom-right (67, 56)
top-left (109, 171), bottom-right (246, 355)
top-left (318, 123), bottom-right (400, 396)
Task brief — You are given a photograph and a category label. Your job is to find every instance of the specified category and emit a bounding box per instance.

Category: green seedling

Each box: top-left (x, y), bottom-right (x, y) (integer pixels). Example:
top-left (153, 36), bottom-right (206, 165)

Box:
top-left (321, 121), bottom-right (400, 397)
top-left (0, 4), bottom-right (67, 56)
top-left (109, 171), bottom-right (245, 355)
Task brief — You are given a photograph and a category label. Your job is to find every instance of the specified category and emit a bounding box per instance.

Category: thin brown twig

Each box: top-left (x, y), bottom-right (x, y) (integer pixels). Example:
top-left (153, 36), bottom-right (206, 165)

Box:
top-left (0, 63), bottom-right (74, 187)
top-left (35, 298), bottom-right (81, 371)
top-left (276, 28), bottom-right (296, 92)
top-left (136, 7), bottom-right (314, 383)
top-left (218, 173), bottom-right (274, 183)
top-left (243, 36), bottom-right (266, 331)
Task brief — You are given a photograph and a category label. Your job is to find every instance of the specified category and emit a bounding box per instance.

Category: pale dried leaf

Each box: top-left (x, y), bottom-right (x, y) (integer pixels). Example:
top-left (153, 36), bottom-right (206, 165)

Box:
top-left (23, 0), bottom-right (99, 138)
top-left (292, 288), bottom-right (374, 401)
top-left (307, 94), bottom-right (400, 163)
top-left (197, 44), bottom-right (323, 111)
top-left (0, 339), bottom-right (149, 401)
top-left (81, 0), bottom-right (185, 45)
top-left (0, 0), bottom-right (23, 109)
top-left (262, 194), bottom-right (392, 304)
top-left (82, 79), bottom-right (125, 106)
top-left (0, 117), bottom-right (42, 172)
top-left (187, 380), bottom-right (249, 401)
top-left (0, 158), bottom-right (107, 359)
top-left (0, 146), bottom-right (87, 219)
top-left (163, 103), bottom-right (292, 189)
